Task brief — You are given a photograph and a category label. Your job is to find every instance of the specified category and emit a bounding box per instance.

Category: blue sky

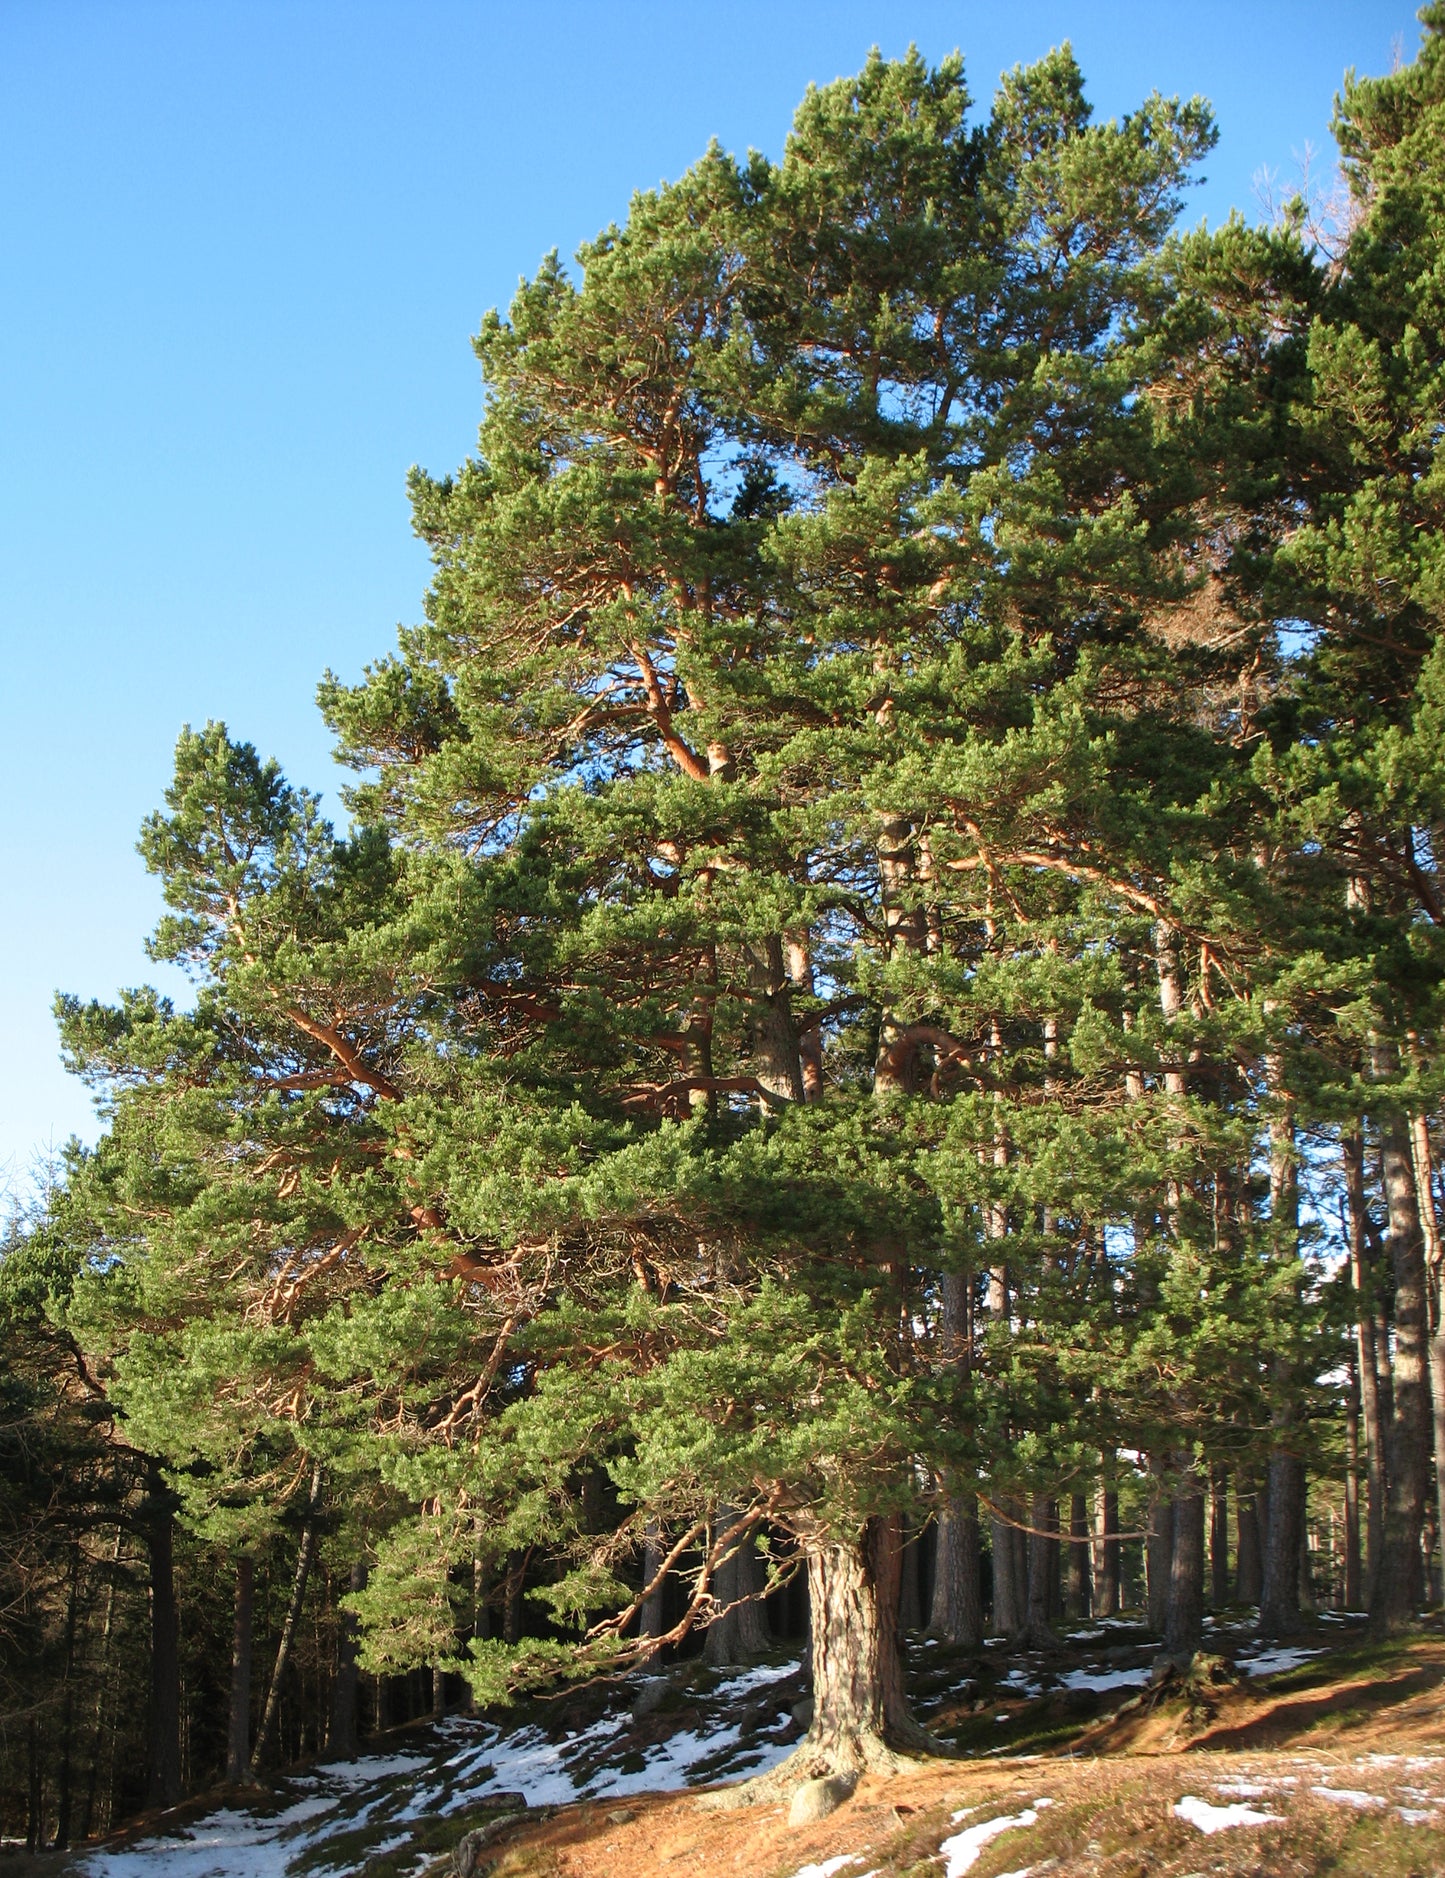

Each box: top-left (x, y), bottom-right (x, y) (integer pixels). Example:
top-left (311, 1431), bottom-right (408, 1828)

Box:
top-left (0, 0), bottom-right (1420, 1179)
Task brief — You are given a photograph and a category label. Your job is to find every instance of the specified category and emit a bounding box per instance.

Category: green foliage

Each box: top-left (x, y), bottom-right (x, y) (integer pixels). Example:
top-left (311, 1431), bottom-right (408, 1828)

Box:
top-left (25, 19), bottom-right (1445, 1749)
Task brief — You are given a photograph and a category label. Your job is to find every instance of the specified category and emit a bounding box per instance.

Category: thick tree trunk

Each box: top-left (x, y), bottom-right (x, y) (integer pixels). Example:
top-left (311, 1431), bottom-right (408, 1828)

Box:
top-left (1021, 1493), bottom-right (1060, 1648)
top-left (1372, 1076), bottom-right (1431, 1633)
top-left (1093, 1480), bottom-right (1120, 1618)
top-left (1164, 1481), bottom-right (1205, 1660)
top-left (1066, 1494), bottom-right (1091, 1620)
top-left (145, 1471), bottom-right (182, 1809)
top-left (1209, 1466), bottom-right (1230, 1609)
top-left (330, 1559), bottom-right (365, 1758)
top-left (928, 1497), bottom-right (983, 1649)
top-left (226, 1555), bottom-right (255, 1782)
top-left (1259, 1454), bottom-right (1306, 1637)
top-left (251, 1463), bottom-right (323, 1774)
top-left (640, 1522), bottom-right (667, 1648)
top-left (780, 1524), bottom-right (934, 1779)
top-left (745, 936), bottom-right (805, 1104)
top-left (705, 1511), bottom-right (770, 1665)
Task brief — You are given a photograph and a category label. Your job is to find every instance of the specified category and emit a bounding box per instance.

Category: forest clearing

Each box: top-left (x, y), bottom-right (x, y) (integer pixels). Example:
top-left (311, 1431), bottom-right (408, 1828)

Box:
top-left (4, 3), bottom-right (1445, 1868)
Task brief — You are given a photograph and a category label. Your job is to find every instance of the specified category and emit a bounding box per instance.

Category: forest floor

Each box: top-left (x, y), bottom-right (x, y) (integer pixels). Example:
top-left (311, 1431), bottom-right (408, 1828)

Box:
top-left (16, 1609), bottom-right (1445, 1877)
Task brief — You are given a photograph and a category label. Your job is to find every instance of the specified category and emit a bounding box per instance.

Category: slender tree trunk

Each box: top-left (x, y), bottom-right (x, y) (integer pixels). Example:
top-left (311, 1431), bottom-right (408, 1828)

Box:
top-left (1235, 1474), bottom-right (1263, 1605)
top-left (705, 1509), bottom-right (744, 1666)
top-left (1408, 1104), bottom-right (1445, 1594)
top-left (736, 1529), bottom-right (771, 1654)
top-left (1066, 1494), bottom-right (1091, 1620)
top-left (145, 1468), bottom-right (182, 1808)
top-left (1165, 1481), bottom-right (1205, 1660)
top-left (897, 1524), bottom-right (922, 1633)
top-left (1345, 1126), bottom-right (1387, 1599)
top-left (1209, 1466), bottom-right (1230, 1609)
top-left (929, 1269), bottom-right (983, 1649)
top-left (929, 1499), bottom-right (983, 1649)
top-left (786, 937), bottom-right (825, 1103)
top-left (330, 1559), bottom-right (365, 1757)
top-left (226, 1555), bottom-right (255, 1782)
top-left (502, 1556), bottom-right (525, 1644)
top-left (52, 1542), bottom-right (81, 1847)
top-left (26, 1716), bottom-right (41, 1854)
top-left (640, 1522), bottom-right (666, 1648)
top-left (251, 1463), bottom-right (323, 1774)
top-left (472, 1551), bottom-right (491, 1642)
top-left (80, 1527), bottom-right (122, 1840)
top-left (1258, 1079), bottom-right (1304, 1637)
top-left (1022, 1493), bottom-right (1060, 1648)
top-left (745, 935), bottom-right (805, 1103)
top-left (1345, 1367), bottom-right (1363, 1610)
top-left (1371, 1051), bottom-right (1432, 1632)
top-left (1094, 1476), bottom-right (1120, 1618)
top-left (1299, 1518), bottom-right (1317, 1614)
top-left (1145, 1459), bottom-right (1173, 1636)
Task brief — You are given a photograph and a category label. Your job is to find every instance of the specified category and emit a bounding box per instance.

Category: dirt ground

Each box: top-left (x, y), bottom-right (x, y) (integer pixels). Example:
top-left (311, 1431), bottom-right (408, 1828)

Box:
top-left (480, 1634), bottom-right (1445, 1878)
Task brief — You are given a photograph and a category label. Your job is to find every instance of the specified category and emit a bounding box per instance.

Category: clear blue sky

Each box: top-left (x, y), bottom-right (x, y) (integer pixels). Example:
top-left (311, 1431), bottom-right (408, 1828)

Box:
top-left (0, 0), bottom-right (1420, 1180)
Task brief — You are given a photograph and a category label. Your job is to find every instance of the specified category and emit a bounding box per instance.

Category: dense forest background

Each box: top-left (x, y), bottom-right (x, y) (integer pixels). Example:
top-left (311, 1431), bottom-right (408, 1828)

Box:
top-left (4, 5), bottom-right (1444, 1849)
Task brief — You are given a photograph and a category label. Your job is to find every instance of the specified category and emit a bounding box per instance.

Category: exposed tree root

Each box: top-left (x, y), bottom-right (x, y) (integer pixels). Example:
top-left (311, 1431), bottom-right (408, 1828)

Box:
top-left (699, 1720), bottom-right (950, 1810)
top-left (1011, 1619), bottom-right (1062, 1652)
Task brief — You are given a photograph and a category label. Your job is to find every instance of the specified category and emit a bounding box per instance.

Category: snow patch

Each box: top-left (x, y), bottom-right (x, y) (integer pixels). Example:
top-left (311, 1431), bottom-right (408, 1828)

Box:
top-left (790, 1857), bottom-right (863, 1878)
top-left (938, 1805), bottom-right (1044, 1876)
top-left (1310, 1785), bottom-right (1385, 1809)
top-left (1057, 1666), bottom-right (1151, 1694)
top-left (1174, 1795), bottom-right (1281, 1834)
top-left (1238, 1646), bottom-right (1323, 1677)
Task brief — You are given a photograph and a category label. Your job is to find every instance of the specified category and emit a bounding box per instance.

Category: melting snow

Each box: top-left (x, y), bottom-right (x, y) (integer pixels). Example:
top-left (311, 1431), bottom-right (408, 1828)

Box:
top-left (1175, 1795), bottom-right (1281, 1834)
top-left (790, 1858), bottom-right (863, 1878)
top-left (1238, 1646), bottom-right (1323, 1677)
top-left (938, 1806), bottom-right (1044, 1877)
top-left (1057, 1666), bottom-right (1151, 1694)
top-left (78, 1661), bottom-right (805, 1877)
top-left (1310, 1785), bottom-right (1385, 1809)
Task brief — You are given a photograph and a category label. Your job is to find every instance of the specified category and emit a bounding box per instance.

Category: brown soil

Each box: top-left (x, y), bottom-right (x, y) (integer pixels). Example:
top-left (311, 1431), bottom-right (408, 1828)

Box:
top-left (470, 1635), bottom-right (1445, 1878)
